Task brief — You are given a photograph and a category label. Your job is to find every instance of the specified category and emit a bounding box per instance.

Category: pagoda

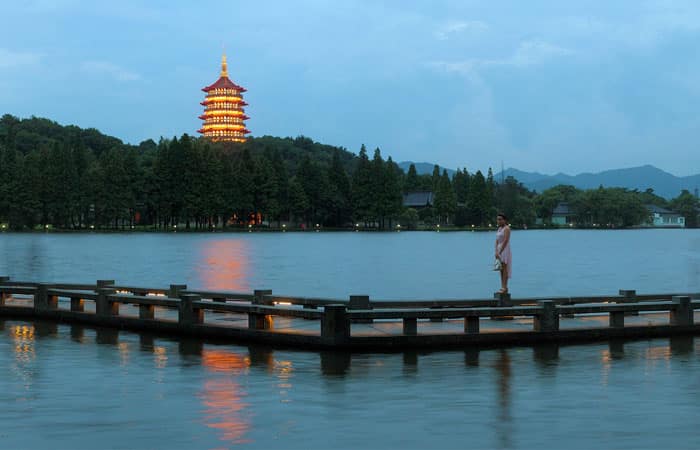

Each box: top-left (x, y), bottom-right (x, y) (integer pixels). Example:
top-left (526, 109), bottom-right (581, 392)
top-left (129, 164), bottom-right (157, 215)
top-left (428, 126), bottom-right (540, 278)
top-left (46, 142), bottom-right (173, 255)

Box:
top-left (198, 53), bottom-right (250, 143)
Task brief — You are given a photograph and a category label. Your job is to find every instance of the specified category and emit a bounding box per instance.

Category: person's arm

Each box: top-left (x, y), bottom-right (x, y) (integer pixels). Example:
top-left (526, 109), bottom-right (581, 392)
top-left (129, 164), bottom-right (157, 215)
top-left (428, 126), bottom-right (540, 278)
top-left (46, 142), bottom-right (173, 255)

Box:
top-left (495, 237), bottom-right (499, 259)
top-left (500, 227), bottom-right (511, 254)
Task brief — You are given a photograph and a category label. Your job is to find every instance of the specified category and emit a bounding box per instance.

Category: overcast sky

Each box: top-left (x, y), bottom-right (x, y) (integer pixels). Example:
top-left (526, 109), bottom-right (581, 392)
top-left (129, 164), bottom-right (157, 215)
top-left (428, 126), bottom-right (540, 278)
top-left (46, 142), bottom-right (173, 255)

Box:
top-left (2, 0), bottom-right (699, 175)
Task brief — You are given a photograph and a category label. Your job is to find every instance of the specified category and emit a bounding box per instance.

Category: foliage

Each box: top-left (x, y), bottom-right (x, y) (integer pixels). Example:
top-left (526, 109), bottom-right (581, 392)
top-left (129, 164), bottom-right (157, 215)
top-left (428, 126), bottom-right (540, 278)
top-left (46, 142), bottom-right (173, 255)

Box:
top-left (1, 114), bottom-right (697, 230)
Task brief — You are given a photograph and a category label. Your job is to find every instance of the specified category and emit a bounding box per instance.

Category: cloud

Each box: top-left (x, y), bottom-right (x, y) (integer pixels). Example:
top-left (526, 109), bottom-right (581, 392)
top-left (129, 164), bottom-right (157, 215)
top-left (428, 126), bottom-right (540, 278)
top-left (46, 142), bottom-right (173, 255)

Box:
top-left (435, 20), bottom-right (488, 40)
top-left (0, 48), bottom-right (41, 69)
top-left (80, 61), bottom-right (141, 81)
top-left (428, 39), bottom-right (572, 75)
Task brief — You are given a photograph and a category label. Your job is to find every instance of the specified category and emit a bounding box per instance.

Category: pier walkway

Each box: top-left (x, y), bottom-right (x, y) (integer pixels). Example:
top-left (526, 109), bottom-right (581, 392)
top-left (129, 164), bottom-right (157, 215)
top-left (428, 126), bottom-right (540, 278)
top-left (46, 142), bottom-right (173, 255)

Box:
top-left (1, 277), bottom-right (699, 350)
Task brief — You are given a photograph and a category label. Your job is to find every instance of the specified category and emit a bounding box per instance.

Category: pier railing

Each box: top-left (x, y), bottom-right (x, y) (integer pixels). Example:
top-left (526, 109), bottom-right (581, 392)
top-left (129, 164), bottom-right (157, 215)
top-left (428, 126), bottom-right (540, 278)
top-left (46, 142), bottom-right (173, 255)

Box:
top-left (1, 276), bottom-right (698, 349)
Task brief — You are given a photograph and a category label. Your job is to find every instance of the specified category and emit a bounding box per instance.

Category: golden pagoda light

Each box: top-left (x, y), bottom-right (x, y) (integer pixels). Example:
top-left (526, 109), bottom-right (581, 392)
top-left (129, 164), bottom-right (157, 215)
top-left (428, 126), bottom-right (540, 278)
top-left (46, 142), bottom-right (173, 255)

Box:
top-left (197, 53), bottom-right (250, 143)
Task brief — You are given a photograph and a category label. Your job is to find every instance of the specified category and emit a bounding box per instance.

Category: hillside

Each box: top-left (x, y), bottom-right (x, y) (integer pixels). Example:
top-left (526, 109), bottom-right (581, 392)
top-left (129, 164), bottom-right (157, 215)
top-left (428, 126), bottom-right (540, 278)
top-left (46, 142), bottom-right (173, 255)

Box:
top-left (0, 114), bottom-right (360, 174)
top-left (496, 165), bottom-right (700, 199)
top-left (399, 157), bottom-right (699, 199)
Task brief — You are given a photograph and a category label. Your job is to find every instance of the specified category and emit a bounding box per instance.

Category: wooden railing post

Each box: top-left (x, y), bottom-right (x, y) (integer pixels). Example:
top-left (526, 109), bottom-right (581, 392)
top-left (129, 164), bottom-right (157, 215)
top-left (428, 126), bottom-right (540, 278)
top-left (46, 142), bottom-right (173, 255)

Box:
top-left (249, 289), bottom-right (273, 330)
top-left (139, 303), bottom-right (155, 320)
top-left (179, 293), bottom-right (203, 325)
top-left (96, 279), bottom-right (115, 290)
top-left (349, 295), bottom-right (371, 323)
top-left (321, 304), bottom-right (350, 345)
top-left (0, 276), bottom-right (9, 305)
top-left (495, 292), bottom-right (512, 307)
top-left (670, 296), bottom-right (693, 326)
top-left (34, 283), bottom-right (49, 311)
top-left (70, 296), bottom-right (84, 312)
top-left (96, 288), bottom-right (117, 317)
top-left (619, 289), bottom-right (638, 316)
top-left (618, 290), bottom-right (637, 301)
top-left (403, 318), bottom-right (417, 336)
top-left (609, 311), bottom-right (625, 328)
top-left (169, 284), bottom-right (187, 299)
top-left (464, 316), bottom-right (480, 334)
top-left (534, 300), bottom-right (559, 332)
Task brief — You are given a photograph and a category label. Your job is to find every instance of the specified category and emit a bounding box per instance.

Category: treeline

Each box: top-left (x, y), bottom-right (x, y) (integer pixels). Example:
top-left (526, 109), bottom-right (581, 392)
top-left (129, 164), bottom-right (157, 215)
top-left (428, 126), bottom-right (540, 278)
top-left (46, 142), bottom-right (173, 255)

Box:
top-left (535, 185), bottom-right (700, 228)
top-left (0, 115), bottom-right (697, 230)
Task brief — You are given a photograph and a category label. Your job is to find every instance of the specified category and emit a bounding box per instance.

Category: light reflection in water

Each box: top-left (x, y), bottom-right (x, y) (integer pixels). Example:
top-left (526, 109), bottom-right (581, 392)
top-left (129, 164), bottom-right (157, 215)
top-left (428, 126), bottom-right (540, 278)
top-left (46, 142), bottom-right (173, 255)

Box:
top-left (197, 239), bottom-right (250, 291)
top-left (275, 360), bottom-right (294, 403)
top-left (200, 349), bottom-right (252, 445)
top-left (12, 324), bottom-right (35, 364)
top-left (9, 324), bottom-right (36, 391)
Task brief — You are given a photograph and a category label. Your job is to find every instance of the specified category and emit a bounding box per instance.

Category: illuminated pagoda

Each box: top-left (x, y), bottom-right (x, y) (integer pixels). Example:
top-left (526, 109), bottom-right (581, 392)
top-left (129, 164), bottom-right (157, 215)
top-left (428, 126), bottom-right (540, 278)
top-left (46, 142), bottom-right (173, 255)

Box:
top-left (198, 53), bottom-right (250, 143)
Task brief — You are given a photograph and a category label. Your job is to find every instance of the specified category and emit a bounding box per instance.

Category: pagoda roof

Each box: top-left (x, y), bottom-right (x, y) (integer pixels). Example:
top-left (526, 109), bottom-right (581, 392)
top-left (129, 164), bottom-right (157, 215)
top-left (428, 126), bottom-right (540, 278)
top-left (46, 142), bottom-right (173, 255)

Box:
top-left (202, 76), bottom-right (247, 92)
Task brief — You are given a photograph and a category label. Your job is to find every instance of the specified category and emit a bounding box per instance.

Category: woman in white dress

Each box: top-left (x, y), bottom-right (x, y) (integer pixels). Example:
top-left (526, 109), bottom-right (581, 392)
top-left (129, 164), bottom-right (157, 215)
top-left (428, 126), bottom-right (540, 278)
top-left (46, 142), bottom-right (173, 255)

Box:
top-left (495, 213), bottom-right (512, 294)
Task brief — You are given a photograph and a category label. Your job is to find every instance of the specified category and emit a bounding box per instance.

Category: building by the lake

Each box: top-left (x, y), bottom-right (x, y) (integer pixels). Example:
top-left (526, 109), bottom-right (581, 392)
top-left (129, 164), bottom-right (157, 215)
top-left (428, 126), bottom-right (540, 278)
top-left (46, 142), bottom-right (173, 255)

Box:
top-left (645, 204), bottom-right (685, 228)
top-left (198, 53), bottom-right (250, 143)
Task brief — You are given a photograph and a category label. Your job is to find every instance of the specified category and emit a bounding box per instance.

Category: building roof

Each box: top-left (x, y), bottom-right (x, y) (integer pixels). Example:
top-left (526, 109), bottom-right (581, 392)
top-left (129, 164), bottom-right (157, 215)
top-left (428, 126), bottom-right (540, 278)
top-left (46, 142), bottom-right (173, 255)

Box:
top-left (202, 54), bottom-right (247, 92)
top-left (403, 191), bottom-right (433, 207)
top-left (202, 76), bottom-right (246, 92)
top-left (645, 204), bottom-right (675, 215)
top-left (552, 202), bottom-right (574, 216)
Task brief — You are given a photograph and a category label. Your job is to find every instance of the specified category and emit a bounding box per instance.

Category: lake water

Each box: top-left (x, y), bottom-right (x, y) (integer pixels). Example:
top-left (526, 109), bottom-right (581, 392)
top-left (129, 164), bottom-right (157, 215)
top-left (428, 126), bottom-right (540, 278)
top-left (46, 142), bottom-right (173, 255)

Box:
top-left (1, 230), bottom-right (699, 449)
top-left (1, 229), bottom-right (699, 298)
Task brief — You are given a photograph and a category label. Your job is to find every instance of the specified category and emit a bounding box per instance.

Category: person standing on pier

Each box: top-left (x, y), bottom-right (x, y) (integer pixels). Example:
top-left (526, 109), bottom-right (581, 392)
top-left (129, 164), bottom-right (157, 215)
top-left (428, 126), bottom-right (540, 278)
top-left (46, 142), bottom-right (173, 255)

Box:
top-left (495, 213), bottom-right (512, 293)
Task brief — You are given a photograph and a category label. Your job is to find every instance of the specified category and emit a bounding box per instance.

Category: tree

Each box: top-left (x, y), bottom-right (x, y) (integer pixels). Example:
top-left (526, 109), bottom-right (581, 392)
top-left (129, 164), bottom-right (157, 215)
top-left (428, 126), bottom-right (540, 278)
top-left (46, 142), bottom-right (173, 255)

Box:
top-left (670, 190), bottom-right (700, 228)
top-left (434, 169), bottom-right (456, 224)
top-left (326, 149), bottom-right (352, 226)
top-left (404, 163), bottom-right (420, 193)
top-left (351, 145), bottom-right (373, 225)
top-left (466, 170), bottom-right (489, 226)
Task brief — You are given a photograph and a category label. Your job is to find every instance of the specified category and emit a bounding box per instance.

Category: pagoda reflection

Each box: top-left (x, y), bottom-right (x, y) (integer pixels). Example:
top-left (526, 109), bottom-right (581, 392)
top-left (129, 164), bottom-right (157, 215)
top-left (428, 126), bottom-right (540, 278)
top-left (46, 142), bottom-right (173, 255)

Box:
top-left (197, 239), bottom-right (250, 291)
top-left (200, 349), bottom-right (252, 444)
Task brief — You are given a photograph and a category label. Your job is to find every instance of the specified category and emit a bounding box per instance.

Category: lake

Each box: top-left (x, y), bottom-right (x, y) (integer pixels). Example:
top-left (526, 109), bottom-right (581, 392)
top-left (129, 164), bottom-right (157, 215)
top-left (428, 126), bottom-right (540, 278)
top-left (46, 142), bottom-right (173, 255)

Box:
top-left (1, 229), bottom-right (699, 299)
top-left (1, 230), bottom-right (699, 449)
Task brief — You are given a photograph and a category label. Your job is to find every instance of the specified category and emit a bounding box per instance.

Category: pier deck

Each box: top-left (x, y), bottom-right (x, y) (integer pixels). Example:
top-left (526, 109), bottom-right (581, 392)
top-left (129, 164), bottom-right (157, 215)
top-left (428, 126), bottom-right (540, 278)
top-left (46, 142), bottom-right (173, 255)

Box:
top-left (1, 277), bottom-right (699, 350)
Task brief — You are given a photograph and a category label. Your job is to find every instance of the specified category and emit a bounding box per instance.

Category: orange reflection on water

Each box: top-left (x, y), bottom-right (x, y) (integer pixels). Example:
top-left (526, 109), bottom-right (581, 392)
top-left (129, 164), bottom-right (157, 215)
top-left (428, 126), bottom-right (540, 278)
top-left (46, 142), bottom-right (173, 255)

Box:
top-left (198, 239), bottom-right (251, 291)
top-left (11, 324), bottom-right (35, 364)
top-left (200, 349), bottom-right (252, 445)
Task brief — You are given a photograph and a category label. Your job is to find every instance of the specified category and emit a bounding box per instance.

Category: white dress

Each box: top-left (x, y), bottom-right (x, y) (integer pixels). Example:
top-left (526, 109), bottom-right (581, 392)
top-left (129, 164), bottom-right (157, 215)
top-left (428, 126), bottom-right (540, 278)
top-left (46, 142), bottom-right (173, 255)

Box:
top-left (496, 226), bottom-right (512, 279)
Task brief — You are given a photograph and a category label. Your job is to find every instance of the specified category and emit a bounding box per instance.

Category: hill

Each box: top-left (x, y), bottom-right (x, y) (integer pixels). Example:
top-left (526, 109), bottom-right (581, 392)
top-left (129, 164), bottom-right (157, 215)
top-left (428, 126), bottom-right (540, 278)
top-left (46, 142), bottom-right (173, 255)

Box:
top-left (496, 165), bottom-right (700, 199)
top-left (399, 157), bottom-right (699, 199)
top-left (397, 161), bottom-right (456, 177)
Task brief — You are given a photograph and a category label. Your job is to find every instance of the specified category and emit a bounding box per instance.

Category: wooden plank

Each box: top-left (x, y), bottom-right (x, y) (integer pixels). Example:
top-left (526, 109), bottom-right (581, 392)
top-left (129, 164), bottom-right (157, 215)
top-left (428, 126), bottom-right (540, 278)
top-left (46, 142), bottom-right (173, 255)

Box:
top-left (192, 300), bottom-right (324, 319)
top-left (349, 306), bottom-right (541, 320)
top-left (47, 289), bottom-right (98, 301)
top-left (558, 301), bottom-right (674, 315)
top-left (0, 286), bottom-right (37, 295)
top-left (108, 294), bottom-right (179, 308)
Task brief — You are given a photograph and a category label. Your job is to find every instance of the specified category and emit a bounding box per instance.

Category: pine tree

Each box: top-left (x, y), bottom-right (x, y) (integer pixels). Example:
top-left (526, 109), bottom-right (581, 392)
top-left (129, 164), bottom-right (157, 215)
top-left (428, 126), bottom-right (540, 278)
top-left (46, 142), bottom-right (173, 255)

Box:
top-left (404, 163), bottom-right (420, 193)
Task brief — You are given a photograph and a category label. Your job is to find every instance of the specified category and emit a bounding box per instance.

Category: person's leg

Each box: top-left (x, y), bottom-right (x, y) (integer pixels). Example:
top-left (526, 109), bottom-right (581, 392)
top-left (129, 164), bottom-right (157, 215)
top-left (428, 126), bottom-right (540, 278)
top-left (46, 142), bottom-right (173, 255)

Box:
top-left (500, 263), bottom-right (508, 292)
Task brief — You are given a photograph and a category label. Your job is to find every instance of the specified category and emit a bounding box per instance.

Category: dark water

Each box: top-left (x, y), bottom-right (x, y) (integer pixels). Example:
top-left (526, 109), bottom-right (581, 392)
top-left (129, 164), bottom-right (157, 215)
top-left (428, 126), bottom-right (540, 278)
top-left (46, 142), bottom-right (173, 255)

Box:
top-left (1, 230), bottom-right (699, 449)
top-left (1, 320), bottom-right (699, 449)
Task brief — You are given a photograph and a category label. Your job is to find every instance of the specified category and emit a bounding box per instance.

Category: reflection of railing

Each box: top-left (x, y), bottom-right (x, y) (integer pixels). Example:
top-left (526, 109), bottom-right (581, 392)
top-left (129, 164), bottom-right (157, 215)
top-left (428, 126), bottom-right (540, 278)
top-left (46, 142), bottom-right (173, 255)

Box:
top-left (1, 276), bottom-right (699, 350)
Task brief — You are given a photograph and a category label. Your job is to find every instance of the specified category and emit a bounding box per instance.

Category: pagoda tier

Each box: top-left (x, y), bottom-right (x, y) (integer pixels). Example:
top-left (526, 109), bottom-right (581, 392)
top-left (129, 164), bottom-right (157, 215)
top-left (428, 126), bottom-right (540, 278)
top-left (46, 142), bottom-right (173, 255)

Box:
top-left (198, 53), bottom-right (250, 143)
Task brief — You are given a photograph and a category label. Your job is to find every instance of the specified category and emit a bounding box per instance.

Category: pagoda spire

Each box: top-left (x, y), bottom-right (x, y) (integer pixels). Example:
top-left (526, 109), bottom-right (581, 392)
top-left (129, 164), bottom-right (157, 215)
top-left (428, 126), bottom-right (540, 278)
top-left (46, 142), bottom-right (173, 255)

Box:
top-left (220, 52), bottom-right (228, 78)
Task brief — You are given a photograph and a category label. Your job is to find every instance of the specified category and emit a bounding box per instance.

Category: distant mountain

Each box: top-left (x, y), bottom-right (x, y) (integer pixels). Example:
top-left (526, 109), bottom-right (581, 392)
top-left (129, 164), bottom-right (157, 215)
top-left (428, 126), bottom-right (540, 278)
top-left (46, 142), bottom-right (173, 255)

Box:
top-left (398, 160), bottom-right (699, 199)
top-left (398, 161), bottom-right (456, 178)
top-left (496, 165), bottom-right (700, 199)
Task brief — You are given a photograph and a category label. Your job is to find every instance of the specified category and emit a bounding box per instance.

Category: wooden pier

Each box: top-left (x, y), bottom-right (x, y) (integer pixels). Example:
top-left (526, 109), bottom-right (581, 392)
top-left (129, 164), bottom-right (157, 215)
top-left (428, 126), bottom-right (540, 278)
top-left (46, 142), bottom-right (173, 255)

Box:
top-left (0, 276), bottom-right (698, 350)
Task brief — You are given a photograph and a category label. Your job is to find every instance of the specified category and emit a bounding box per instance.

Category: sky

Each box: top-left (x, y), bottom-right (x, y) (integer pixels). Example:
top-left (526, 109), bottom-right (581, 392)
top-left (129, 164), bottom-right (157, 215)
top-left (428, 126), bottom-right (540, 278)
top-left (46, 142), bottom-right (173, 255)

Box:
top-left (1, 0), bottom-right (699, 176)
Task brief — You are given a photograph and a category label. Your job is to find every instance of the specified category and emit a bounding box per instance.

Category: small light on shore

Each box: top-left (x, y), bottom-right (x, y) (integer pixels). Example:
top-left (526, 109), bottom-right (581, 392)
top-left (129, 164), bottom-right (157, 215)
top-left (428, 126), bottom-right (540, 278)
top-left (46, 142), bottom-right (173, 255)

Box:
top-left (90, 225), bottom-right (94, 229)
top-left (45, 225), bottom-right (49, 230)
